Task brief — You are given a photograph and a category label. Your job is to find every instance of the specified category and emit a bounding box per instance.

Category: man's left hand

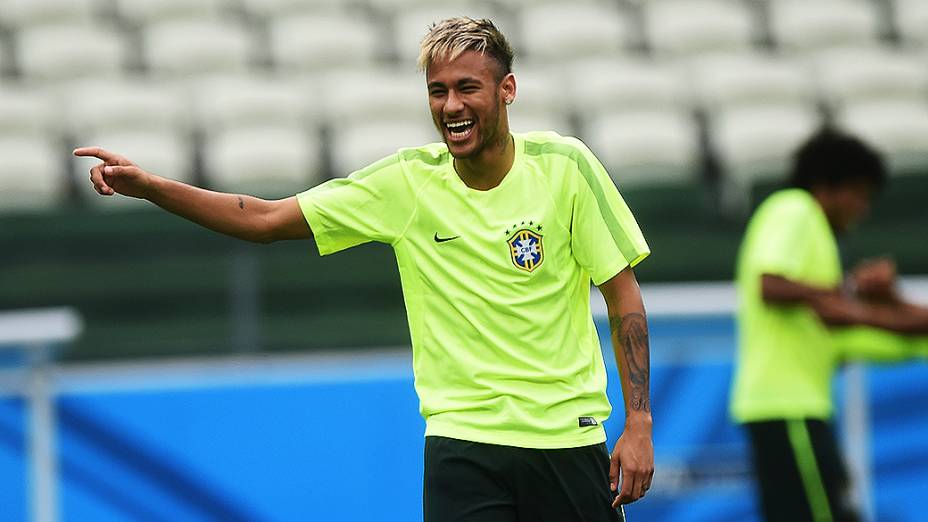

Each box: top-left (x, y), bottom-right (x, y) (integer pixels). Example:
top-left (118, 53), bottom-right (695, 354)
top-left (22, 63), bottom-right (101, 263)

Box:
top-left (609, 418), bottom-right (654, 507)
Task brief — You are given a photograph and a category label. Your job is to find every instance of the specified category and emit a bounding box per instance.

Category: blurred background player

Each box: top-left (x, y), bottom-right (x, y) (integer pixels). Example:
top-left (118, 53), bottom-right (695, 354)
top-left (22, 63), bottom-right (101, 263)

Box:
top-left (74, 18), bottom-right (653, 522)
top-left (730, 128), bottom-right (928, 522)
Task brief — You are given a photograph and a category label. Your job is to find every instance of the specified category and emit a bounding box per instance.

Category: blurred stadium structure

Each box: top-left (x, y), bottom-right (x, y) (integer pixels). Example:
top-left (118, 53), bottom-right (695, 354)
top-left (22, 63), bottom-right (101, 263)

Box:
top-left (0, 0), bottom-right (927, 520)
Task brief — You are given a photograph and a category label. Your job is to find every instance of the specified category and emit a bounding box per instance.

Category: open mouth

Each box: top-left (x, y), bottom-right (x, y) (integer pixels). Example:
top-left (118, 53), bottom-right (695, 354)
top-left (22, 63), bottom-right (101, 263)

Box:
top-left (445, 119), bottom-right (475, 141)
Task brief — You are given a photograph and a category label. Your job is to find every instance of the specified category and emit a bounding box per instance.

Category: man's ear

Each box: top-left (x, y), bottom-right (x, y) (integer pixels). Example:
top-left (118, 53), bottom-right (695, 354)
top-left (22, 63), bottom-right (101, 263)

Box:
top-left (501, 73), bottom-right (516, 105)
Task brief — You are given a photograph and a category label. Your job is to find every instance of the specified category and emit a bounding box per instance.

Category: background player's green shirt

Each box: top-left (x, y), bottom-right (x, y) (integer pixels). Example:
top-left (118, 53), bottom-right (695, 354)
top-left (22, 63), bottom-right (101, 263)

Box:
top-left (731, 189), bottom-right (928, 424)
top-left (297, 131), bottom-right (649, 449)
top-left (730, 189), bottom-right (842, 422)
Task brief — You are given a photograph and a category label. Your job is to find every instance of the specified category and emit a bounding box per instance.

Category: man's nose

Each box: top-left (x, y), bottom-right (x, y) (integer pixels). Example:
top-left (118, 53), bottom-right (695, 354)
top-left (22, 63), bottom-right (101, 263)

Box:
top-left (444, 90), bottom-right (464, 114)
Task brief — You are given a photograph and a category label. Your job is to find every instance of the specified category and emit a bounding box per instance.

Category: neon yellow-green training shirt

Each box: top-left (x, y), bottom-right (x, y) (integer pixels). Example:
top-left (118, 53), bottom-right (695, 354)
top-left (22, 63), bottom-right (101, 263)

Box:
top-left (297, 131), bottom-right (650, 448)
top-left (731, 189), bottom-right (843, 422)
top-left (730, 188), bottom-right (927, 423)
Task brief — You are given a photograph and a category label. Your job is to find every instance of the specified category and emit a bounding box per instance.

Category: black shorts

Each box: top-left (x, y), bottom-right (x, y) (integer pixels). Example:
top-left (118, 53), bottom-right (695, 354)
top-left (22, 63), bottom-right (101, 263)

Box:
top-left (423, 436), bottom-right (626, 522)
top-left (744, 419), bottom-right (860, 522)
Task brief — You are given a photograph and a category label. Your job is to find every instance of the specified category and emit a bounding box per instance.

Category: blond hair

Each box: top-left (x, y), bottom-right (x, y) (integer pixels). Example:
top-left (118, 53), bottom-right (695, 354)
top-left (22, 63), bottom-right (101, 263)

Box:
top-left (417, 17), bottom-right (514, 78)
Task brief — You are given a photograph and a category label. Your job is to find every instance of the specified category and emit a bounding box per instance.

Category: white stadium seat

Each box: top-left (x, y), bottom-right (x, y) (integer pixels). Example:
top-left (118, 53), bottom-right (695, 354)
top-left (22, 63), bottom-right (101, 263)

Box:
top-left (506, 66), bottom-right (572, 134)
top-left (15, 24), bottom-right (127, 82)
top-left (584, 109), bottom-right (700, 188)
top-left (392, 4), bottom-right (503, 68)
top-left (811, 47), bottom-right (928, 110)
top-left (330, 119), bottom-right (437, 177)
top-left (61, 78), bottom-right (189, 137)
top-left (0, 136), bottom-right (63, 211)
top-left (0, 0), bottom-right (97, 28)
top-left (0, 84), bottom-right (56, 137)
top-left (143, 20), bottom-right (254, 78)
top-left (769, 0), bottom-right (879, 53)
top-left (239, 0), bottom-right (347, 18)
top-left (269, 14), bottom-right (380, 73)
top-left (711, 104), bottom-right (821, 212)
top-left (895, 0), bottom-right (928, 46)
top-left (115, 0), bottom-right (228, 24)
top-left (191, 75), bottom-right (315, 132)
top-left (837, 100), bottom-right (928, 175)
top-left (568, 58), bottom-right (686, 120)
top-left (643, 0), bottom-right (755, 59)
top-left (518, 3), bottom-right (629, 62)
top-left (689, 52), bottom-right (814, 112)
top-left (202, 126), bottom-right (324, 197)
top-left (320, 67), bottom-right (428, 124)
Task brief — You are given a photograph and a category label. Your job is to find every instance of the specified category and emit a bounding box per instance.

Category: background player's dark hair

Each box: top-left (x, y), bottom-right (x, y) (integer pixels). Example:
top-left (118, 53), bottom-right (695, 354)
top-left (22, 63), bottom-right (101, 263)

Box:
top-left (789, 128), bottom-right (887, 192)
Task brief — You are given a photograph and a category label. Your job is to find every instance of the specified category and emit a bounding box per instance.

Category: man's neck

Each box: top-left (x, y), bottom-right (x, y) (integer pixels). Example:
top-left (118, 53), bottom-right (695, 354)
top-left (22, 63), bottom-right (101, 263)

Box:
top-left (454, 133), bottom-right (515, 191)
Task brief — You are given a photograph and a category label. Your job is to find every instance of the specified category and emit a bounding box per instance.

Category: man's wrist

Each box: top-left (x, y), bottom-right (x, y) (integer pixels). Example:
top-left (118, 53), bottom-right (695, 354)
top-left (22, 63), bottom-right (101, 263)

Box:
top-left (624, 411), bottom-right (653, 431)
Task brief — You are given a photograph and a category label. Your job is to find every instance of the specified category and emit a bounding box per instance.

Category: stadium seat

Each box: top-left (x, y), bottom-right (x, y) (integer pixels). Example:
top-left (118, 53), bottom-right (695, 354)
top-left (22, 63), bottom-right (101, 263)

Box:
top-left (812, 47), bottom-right (928, 110)
top-left (689, 52), bottom-right (813, 113)
top-left (642, 0), bottom-right (755, 59)
top-left (0, 135), bottom-right (64, 212)
top-left (506, 65), bottom-right (572, 135)
top-left (392, 4), bottom-right (503, 67)
top-left (584, 109), bottom-right (700, 188)
top-left (239, 0), bottom-right (346, 18)
top-left (15, 24), bottom-right (128, 82)
top-left (115, 0), bottom-right (228, 24)
top-left (72, 130), bottom-right (196, 207)
top-left (320, 67), bottom-right (427, 124)
top-left (769, 0), bottom-right (880, 53)
top-left (330, 119), bottom-right (436, 177)
top-left (837, 100), bottom-right (928, 175)
top-left (202, 126), bottom-right (324, 197)
top-left (61, 78), bottom-right (189, 138)
top-left (0, 83), bottom-right (56, 137)
top-left (568, 57), bottom-right (686, 122)
top-left (191, 75), bottom-right (315, 132)
top-left (517, 3), bottom-right (629, 62)
top-left (0, 0), bottom-right (97, 28)
top-left (269, 14), bottom-right (380, 74)
top-left (894, 0), bottom-right (928, 46)
top-left (143, 20), bottom-right (254, 78)
top-left (710, 104), bottom-right (821, 213)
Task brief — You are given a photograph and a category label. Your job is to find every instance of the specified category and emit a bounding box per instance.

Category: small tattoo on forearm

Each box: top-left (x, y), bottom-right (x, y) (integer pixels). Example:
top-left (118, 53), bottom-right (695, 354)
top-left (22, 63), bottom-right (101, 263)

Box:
top-left (610, 312), bottom-right (651, 412)
top-left (238, 196), bottom-right (244, 210)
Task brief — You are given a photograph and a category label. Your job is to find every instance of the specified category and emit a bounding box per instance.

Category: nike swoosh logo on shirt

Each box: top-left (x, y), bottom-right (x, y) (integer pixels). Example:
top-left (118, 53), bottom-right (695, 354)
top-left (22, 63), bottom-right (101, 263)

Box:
top-left (433, 233), bottom-right (460, 243)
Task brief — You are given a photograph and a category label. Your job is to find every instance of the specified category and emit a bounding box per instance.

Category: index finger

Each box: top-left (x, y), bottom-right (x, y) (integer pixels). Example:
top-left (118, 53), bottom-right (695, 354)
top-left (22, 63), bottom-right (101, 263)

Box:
top-left (73, 146), bottom-right (119, 163)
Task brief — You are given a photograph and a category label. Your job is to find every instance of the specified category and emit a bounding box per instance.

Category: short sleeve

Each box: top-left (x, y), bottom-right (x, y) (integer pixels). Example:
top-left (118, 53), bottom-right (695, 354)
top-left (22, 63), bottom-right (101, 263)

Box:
top-left (297, 154), bottom-right (416, 255)
top-left (568, 140), bottom-right (650, 285)
top-left (746, 196), bottom-right (812, 279)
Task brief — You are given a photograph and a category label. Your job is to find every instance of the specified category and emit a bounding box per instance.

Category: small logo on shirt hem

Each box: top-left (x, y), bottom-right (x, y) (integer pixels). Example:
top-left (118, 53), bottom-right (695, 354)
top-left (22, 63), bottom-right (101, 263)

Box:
top-left (578, 417), bottom-right (598, 427)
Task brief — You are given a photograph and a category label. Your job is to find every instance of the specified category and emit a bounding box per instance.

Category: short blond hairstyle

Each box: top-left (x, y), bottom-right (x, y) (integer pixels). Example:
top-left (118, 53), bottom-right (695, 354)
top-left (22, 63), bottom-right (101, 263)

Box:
top-left (417, 17), bottom-right (514, 79)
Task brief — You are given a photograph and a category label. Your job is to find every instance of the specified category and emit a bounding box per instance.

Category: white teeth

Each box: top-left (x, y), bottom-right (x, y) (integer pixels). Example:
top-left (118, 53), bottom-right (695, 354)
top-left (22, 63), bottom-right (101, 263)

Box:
top-left (446, 120), bottom-right (473, 129)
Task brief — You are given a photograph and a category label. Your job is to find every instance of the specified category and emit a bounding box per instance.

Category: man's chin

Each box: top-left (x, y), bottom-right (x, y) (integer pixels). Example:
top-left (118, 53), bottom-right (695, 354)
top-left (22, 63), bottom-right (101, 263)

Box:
top-left (445, 140), bottom-right (478, 159)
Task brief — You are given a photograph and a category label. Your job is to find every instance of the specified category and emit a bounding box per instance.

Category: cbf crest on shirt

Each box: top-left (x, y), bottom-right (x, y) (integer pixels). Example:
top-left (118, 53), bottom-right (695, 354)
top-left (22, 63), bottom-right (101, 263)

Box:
top-left (507, 228), bottom-right (544, 272)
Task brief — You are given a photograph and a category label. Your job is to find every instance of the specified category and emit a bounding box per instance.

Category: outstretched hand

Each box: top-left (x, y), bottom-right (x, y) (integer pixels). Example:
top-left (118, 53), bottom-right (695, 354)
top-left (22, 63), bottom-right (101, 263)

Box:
top-left (73, 147), bottom-right (152, 199)
top-left (609, 422), bottom-right (654, 507)
top-left (852, 257), bottom-right (898, 303)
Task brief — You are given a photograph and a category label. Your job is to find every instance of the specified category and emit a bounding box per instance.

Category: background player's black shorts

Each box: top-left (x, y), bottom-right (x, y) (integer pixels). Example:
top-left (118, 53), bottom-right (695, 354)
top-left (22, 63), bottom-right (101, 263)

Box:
top-left (423, 435), bottom-right (626, 522)
top-left (745, 419), bottom-right (860, 522)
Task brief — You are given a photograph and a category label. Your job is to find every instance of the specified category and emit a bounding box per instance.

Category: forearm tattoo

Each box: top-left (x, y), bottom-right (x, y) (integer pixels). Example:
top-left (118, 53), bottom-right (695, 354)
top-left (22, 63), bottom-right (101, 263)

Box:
top-left (609, 312), bottom-right (651, 412)
top-left (238, 196), bottom-right (245, 210)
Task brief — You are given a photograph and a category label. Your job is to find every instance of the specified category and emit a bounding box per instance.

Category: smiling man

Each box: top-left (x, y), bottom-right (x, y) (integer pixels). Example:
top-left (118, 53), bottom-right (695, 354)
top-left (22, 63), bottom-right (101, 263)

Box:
top-left (74, 17), bottom-right (653, 521)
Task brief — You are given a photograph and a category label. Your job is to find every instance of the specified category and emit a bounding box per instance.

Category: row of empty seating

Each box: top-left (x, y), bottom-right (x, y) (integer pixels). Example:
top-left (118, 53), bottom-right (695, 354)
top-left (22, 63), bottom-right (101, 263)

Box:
top-left (3, 43), bottom-right (927, 213)
top-left (2, 0), bottom-right (928, 81)
top-left (1, 0), bottom-right (927, 215)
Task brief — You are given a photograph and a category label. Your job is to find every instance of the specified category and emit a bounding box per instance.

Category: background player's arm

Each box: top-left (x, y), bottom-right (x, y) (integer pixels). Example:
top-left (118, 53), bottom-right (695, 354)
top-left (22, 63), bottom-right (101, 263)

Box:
top-left (74, 147), bottom-right (311, 243)
top-left (599, 267), bottom-right (654, 507)
top-left (761, 274), bottom-right (866, 325)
